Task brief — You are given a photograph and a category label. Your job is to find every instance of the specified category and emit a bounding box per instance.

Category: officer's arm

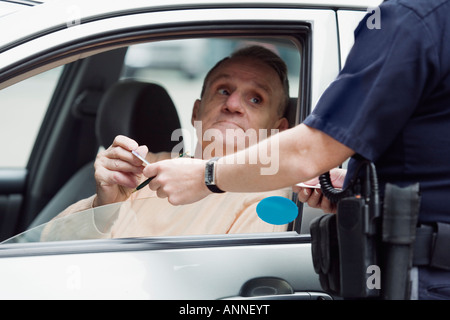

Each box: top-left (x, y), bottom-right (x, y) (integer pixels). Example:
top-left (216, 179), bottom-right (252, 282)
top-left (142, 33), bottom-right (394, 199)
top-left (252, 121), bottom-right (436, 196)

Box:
top-left (215, 123), bottom-right (354, 192)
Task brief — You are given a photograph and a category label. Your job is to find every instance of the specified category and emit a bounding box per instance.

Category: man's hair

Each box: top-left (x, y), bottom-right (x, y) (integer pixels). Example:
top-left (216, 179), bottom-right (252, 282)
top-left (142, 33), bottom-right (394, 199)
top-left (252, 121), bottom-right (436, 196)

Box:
top-left (200, 45), bottom-right (290, 117)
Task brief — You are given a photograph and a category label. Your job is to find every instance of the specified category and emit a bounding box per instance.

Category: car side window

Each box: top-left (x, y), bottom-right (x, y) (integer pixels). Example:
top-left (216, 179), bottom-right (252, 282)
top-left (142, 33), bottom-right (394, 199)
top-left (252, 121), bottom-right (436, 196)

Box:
top-left (111, 38), bottom-right (304, 236)
top-left (120, 38), bottom-right (301, 155)
top-left (0, 67), bottom-right (63, 168)
top-left (2, 36), bottom-right (306, 243)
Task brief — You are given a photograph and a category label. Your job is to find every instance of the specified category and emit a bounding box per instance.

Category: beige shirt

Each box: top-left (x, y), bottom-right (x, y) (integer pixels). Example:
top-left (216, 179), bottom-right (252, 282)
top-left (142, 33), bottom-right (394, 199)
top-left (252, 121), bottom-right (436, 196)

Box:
top-left (44, 186), bottom-right (291, 241)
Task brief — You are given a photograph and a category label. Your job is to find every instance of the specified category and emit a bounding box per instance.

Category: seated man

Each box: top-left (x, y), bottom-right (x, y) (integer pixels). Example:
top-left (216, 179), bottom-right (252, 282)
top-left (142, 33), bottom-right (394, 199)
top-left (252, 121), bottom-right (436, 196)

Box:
top-left (45, 45), bottom-right (292, 240)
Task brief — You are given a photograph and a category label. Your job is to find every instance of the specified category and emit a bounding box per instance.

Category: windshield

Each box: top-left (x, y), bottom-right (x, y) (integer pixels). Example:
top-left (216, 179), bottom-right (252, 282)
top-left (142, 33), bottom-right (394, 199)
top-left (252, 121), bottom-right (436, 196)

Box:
top-left (3, 193), bottom-right (294, 244)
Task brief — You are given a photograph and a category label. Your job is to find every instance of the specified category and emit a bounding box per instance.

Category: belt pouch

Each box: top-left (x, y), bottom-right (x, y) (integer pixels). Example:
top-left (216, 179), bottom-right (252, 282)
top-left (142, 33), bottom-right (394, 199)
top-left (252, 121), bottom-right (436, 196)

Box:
top-left (310, 214), bottom-right (340, 295)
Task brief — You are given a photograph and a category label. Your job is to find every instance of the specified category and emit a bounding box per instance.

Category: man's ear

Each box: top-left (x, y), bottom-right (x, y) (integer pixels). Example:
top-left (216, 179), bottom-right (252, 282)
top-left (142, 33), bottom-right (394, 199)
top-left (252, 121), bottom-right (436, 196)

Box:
top-left (276, 117), bottom-right (289, 132)
top-left (191, 99), bottom-right (201, 126)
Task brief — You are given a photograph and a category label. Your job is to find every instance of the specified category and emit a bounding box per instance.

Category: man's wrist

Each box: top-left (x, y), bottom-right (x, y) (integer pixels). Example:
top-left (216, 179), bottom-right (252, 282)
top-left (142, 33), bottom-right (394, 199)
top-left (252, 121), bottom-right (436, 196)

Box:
top-left (204, 157), bottom-right (225, 193)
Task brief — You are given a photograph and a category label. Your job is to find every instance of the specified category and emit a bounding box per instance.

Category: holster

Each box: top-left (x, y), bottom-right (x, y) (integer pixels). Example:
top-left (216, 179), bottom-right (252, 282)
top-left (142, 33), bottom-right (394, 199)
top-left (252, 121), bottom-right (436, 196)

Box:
top-left (381, 182), bottom-right (421, 300)
top-left (310, 182), bottom-right (421, 300)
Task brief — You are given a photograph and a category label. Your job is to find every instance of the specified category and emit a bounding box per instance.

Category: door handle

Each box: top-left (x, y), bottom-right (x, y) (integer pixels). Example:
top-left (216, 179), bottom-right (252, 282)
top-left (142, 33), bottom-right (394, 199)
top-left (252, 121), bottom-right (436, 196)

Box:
top-left (223, 277), bottom-right (332, 300)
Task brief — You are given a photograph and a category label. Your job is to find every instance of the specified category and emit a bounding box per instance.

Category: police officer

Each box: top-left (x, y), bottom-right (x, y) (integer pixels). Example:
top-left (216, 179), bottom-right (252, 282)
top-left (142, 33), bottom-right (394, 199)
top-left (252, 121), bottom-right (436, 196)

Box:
top-left (144, 0), bottom-right (450, 299)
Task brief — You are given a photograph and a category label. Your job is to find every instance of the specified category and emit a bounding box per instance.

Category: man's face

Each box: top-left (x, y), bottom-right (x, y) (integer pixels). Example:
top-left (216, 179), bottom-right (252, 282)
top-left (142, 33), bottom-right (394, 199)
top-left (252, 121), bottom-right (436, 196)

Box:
top-left (191, 57), bottom-right (288, 155)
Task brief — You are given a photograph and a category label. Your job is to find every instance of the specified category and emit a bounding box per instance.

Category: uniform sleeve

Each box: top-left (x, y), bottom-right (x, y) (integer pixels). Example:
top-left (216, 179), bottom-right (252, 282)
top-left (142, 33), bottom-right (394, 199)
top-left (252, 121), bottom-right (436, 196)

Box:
top-left (304, 3), bottom-right (439, 161)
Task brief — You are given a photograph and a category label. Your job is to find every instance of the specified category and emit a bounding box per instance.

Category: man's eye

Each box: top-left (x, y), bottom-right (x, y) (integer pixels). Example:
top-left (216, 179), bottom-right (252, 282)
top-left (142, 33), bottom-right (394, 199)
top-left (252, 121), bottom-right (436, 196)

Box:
top-left (250, 97), bottom-right (261, 104)
top-left (218, 88), bottom-right (230, 95)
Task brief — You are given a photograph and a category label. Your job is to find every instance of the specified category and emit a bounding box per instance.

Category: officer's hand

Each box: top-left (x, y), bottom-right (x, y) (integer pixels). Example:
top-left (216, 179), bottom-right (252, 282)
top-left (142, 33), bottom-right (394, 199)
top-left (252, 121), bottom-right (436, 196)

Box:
top-left (293, 168), bottom-right (347, 214)
top-left (144, 157), bottom-right (211, 206)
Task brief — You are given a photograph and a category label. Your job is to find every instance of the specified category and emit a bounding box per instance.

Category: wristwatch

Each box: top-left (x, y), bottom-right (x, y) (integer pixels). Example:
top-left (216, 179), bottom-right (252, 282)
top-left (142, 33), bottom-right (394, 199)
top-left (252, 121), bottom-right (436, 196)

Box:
top-left (204, 157), bottom-right (225, 193)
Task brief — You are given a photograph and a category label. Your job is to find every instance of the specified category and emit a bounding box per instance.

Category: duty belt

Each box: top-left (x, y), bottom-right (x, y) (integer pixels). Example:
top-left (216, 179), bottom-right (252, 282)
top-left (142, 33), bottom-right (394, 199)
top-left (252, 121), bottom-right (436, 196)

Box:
top-left (413, 222), bottom-right (450, 271)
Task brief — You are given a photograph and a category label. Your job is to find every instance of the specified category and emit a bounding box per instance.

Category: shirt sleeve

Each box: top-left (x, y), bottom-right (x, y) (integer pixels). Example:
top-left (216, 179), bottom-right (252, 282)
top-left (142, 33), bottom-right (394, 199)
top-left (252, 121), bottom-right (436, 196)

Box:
top-left (51, 194), bottom-right (96, 220)
top-left (303, 2), bottom-right (439, 161)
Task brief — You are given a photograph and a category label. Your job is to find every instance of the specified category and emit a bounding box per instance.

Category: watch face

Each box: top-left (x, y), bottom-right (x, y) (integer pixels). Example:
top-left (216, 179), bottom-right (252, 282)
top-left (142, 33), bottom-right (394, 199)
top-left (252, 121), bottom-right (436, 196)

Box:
top-left (205, 161), bottom-right (214, 185)
top-left (204, 158), bottom-right (225, 193)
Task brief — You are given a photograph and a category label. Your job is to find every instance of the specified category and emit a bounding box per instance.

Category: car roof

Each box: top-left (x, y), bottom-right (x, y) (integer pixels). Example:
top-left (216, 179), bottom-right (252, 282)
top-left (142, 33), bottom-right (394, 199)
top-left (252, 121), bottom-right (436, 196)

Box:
top-left (0, 0), bottom-right (43, 18)
top-left (0, 0), bottom-right (382, 50)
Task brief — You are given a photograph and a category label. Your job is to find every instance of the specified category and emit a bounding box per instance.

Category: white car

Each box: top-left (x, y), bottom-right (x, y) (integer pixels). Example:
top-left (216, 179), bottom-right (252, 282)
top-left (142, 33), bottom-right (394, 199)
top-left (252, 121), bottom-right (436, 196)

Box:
top-left (0, 0), bottom-right (382, 300)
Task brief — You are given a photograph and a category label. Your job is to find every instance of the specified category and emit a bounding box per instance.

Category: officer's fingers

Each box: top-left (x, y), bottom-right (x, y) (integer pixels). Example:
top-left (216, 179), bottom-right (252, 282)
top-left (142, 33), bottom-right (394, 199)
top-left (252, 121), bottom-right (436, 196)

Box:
top-left (306, 189), bottom-right (323, 208)
top-left (155, 186), bottom-right (168, 199)
top-left (319, 197), bottom-right (337, 214)
top-left (143, 162), bottom-right (158, 179)
top-left (330, 168), bottom-right (346, 188)
top-left (296, 187), bottom-right (313, 203)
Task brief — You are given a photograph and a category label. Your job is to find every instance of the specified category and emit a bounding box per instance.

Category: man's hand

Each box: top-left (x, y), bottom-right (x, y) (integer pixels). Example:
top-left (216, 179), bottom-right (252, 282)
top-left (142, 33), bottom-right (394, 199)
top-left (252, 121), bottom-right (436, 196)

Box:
top-left (93, 135), bottom-right (148, 207)
top-left (144, 157), bottom-right (211, 205)
top-left (293, 168), bottom-right (346, 214)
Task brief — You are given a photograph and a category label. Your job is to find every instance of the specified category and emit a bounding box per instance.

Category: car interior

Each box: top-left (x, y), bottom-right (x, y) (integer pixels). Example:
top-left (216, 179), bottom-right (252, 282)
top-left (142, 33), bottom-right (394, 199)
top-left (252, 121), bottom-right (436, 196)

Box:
top-left (28, 80), bottom-right (184, 228)
top-left (0, 34), bottom-right (317, 242)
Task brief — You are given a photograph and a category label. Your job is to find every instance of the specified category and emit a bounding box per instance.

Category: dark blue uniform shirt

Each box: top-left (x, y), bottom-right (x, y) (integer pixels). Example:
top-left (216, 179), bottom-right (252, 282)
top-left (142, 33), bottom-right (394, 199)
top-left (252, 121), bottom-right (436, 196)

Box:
top-left (303, 0), bottom-right (450, 299)
top-left (304, 0), bottom-right (450, 225)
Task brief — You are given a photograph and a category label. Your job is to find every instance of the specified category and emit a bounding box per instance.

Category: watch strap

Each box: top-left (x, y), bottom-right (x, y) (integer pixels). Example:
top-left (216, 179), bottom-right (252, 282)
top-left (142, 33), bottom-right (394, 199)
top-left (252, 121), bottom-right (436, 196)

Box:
top-left (207, 184), bottom-right (225, 193)
top-left (205, 157), bottom-right (225, 193)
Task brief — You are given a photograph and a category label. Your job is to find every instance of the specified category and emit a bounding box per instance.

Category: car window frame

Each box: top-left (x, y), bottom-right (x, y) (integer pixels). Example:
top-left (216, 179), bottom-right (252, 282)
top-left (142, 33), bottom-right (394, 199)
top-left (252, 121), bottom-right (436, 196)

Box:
top-left (0, 7), bottom-right (343, 253)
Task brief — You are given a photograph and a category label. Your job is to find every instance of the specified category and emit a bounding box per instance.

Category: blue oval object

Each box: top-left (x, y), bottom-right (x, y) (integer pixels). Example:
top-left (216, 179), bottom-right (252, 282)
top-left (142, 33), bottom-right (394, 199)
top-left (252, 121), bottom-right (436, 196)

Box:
top-left (256, 196), bottom-right (298, 225)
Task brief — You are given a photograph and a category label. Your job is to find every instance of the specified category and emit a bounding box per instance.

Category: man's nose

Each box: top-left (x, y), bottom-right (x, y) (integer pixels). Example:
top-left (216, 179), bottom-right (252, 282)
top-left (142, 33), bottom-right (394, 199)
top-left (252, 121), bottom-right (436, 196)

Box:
top-left (224, 91), bottom-right (244, 114)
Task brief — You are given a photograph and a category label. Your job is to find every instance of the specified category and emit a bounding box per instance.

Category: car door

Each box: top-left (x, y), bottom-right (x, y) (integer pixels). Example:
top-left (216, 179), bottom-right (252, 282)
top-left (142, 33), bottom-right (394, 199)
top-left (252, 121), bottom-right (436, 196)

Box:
top-left (337, 8), bottom-right (374, 68)
top-left (0, 1), bottom-right (345, 300)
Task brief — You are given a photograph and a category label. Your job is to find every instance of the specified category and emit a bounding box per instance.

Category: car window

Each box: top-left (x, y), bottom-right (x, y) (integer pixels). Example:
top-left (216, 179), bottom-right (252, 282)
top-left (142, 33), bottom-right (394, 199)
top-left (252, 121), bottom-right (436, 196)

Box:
top-left (120, 38), bottom-right (301, 153)
top-left (2, 37), bottom-right (304, 242)
top-left (117, 38), bottom-right (304, 236)
top-left (0, 33), bottom-right (307, 243)
top-left (0, 67), bottom-right (63, 167)
top-left (3, 195), bottom-right (292, 244)
top-left (3, 199), bottom-right (124, 243)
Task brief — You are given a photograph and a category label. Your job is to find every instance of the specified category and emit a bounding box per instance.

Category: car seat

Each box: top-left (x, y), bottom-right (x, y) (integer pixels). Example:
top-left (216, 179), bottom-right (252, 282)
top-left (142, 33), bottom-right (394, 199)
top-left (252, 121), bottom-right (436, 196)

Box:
top-left (28, 80), bottom-right (183, 228)
top-left (285, 97), bottom-right (298, 128)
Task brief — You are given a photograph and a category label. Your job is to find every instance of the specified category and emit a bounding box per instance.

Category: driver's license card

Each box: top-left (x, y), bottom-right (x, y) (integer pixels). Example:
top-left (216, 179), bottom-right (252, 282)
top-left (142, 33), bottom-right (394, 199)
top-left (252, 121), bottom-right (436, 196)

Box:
top-left (296, 182), bottom-right (321, 189)
top-left (131, 150), bottom-right (150, 166)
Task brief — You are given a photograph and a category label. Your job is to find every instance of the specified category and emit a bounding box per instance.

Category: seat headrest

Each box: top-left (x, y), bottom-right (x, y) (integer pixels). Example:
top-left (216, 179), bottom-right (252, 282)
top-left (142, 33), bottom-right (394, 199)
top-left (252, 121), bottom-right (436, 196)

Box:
top-left (96, 80), bottom-right (183, 153)
top-left (284, 97), bottom-right (298, 128)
